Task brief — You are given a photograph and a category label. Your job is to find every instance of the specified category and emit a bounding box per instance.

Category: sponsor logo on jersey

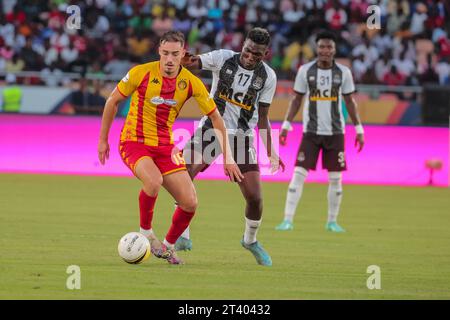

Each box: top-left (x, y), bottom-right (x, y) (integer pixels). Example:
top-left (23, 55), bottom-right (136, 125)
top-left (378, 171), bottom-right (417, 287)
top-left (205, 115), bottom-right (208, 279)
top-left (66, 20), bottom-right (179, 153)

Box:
top-left (164, 99), bottom-right (177, 106)
top-left (150, 96), bottom-right (177, 106)
top-left (122, 72), bottom-right (130, 83)
top-left (309, 88), bottom-right (339, 101)
top-left (178, 79), bottom-right (187, 90)
top-left (253, 77), bottom-right (263, 90)
top-left (151, 78), bottom-right (160, 84)
top-left (151, 96), bottom-right (165, 105)
top-left (333, 74), bottom-right (341, 84)
top-left (218, 87), bottom-right (255, 111)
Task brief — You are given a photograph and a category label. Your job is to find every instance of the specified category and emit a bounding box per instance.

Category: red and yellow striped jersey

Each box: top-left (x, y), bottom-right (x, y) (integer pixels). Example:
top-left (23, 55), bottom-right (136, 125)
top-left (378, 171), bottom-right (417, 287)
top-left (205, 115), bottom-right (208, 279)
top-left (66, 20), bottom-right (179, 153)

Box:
top-left (117, 61), bottom-right (216, 146)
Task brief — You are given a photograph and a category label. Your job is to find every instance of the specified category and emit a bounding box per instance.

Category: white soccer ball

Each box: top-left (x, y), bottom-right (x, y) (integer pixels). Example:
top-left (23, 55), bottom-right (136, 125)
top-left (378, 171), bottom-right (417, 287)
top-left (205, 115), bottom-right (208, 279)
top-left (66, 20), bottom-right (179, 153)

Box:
top-left (118, 232), bottom-right (151, 264)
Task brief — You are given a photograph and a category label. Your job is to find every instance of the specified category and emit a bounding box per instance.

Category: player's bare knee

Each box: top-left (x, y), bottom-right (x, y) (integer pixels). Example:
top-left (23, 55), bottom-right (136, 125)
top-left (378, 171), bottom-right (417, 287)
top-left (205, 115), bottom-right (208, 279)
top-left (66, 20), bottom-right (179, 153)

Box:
top-left (246, 194), bottom-right (262, 210)
top-left (179, 194), bottom-right (198, 212)
top-left (142, 177), bottom-right (162, 195)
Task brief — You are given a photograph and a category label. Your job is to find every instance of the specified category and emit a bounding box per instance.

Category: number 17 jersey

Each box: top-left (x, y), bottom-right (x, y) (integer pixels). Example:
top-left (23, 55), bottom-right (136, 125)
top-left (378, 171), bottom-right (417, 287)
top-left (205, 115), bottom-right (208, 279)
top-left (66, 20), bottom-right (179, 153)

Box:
top-left (197, 49), bottom-right (277, 136)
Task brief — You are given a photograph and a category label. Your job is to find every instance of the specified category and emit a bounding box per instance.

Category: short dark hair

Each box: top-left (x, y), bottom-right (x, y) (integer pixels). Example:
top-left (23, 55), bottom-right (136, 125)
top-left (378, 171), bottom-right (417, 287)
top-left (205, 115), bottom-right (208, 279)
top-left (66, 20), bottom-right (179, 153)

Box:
top-left (315, 30), bottom-right (337, 43)
top-left (246, 27), bottom-right (271, 46)
top-left (160, 31), bottom-right (185, 47)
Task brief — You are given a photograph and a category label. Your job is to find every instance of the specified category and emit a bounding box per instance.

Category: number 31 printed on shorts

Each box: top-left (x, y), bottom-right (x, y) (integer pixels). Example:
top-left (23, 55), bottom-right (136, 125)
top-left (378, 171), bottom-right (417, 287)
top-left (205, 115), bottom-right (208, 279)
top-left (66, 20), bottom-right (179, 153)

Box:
top-left (338, 151), bottom-right (345, 167)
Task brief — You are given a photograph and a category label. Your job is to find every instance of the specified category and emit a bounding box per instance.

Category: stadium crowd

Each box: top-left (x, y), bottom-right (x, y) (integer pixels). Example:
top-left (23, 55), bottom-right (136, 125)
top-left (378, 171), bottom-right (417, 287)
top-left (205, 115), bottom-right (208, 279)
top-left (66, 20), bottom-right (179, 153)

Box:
top-left (0, 0), bottom-right (449, 86)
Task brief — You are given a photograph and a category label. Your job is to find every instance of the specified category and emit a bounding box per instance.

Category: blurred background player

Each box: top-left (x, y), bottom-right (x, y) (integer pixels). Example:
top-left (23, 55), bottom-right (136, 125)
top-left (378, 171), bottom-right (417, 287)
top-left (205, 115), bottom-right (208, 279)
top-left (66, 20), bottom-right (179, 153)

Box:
top-left (275, 30), bottom-right (364, 233)
top-left (178, 27), bottom-right (284, 266)
top-left (98, 31), bottom-right (242, 265)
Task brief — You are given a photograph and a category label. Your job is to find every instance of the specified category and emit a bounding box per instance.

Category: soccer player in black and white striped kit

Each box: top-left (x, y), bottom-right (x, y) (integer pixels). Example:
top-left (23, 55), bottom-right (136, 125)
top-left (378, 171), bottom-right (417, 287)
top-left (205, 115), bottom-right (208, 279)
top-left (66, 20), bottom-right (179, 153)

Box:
top-left (276, 30), bottom-right (365, 232)
top-left (178, 28), bottom-right (285, 265)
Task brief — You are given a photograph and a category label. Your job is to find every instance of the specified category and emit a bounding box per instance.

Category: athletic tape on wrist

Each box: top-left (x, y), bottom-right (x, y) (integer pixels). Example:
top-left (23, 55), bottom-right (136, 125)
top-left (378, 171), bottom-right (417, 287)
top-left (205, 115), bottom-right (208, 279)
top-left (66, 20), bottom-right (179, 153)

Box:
top-left (281, 121), bottom-right (293, 131)
top-left (355, 124), bottom-right (364, 134)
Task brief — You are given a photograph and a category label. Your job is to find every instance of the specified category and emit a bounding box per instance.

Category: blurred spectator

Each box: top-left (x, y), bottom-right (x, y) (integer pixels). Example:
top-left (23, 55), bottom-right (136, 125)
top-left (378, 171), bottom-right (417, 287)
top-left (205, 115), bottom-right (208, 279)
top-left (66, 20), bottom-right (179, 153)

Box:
top-left (361, 66), bottom-right (380, 85)
top-left (187, 0), bottom-right (208, 19)
top-left (104, 51), bottom-right (132, 77)
top-left (61, 41), bottom-right (79, 64)
top-left (6, 4), bottom-right (26, 25)
top-left (387, 7), bottom-right (408, 35)
top-left (169, 0), bottom-right (188, 11)
top-left (50, 29), bottom-right (69, 53)
top-left (151, 10), bottom-right (174, 37)
top-left (127, 31), bottom-right (152, 60)
top-left (2, 0), bottom-right (18, 15)
top-left (410, 3), bottom-right (428, 37)
top-left (43, 38), bottom-right (58, 66)
top-left (0, 0), bottom-right (448, 88)
top-left (352, 54), bottom-right (367, 83)
top-left (5, 53), bottom-right (25, 73)
top-left (325, 2), bottom-right (347, 30)
top-left (383, 65), bottom-right (406, 86)
top-left (71, 78), bottom-right (106, 115)
top-left (419, 54), bottom-right (439, 84)
top-left (283, 2), bottom-right (305, 24)
top-left (20, 37), bottom-right (42, 71)
top-left (282, 39), bottom-right (313, 72)
top-left (0, 57), bottom-right (5, 73)
top-left (0, 44), bottom-right (14, 60)
top-left (1, 73), bottom-right (22, 113)
top-left (437, 36), bottom-right (450, 60)
top-left (129, 11), bottom-right (152, 33)
top-left (173, 11), bottom-right (192, 37)
top-left (85, 8), bottom-right (110, 39)
top-left (371, 29), bottom-right (392, 56)
top-left (40, 63), bottom-right (63, 86)
top-left (375, 52), bottom-right (392, 83)
top-left (436, 57), bottom-right (450, 85)
top-left (352, 34), bottom-right (379, 66)
top-left (393, 51), bottom-right (415, 77)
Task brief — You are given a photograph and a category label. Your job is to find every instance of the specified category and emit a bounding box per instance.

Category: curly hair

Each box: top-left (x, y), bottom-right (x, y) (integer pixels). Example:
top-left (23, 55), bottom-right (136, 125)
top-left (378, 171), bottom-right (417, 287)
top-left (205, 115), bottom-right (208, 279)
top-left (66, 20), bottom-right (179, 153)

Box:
top-left (246, 27), bottom-right (271, 46)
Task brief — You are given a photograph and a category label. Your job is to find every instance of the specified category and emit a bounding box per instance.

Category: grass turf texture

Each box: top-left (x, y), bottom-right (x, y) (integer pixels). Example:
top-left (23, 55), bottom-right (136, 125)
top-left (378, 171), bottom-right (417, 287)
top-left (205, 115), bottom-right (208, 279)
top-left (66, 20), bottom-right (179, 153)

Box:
top-left (0, 173), bottom-right (449, 299)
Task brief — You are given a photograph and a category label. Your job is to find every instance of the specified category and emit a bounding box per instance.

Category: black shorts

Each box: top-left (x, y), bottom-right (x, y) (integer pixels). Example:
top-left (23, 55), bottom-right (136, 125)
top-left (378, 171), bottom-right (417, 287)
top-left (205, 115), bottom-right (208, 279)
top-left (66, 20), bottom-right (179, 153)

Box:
top-left (183, 127), bottom-right (259, 174)
top-left (295, 133), bottom-right (347, 171)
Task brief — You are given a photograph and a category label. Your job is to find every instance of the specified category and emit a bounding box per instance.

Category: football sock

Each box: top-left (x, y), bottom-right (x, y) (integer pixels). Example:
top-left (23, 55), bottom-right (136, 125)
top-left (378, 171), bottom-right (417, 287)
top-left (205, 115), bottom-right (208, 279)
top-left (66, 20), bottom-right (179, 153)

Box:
top-left (140, 227), bottom-right (155, 239)
top-left (139, 190), bottom-right (157, 230)
top-left (244, 217), bottom-right (261, 244)
top-left (180, 226), bottom-right (190, 240)
top-left (165, 207), bottom-right (195, 245)
top-left (175, 202), bottom-right (191, 240)
top-left (284, 167), bottom-right (308, 222)
top-left (163, 239), bottom-right (174, 249)
top-left (327, 172), bottom-right (343, 223)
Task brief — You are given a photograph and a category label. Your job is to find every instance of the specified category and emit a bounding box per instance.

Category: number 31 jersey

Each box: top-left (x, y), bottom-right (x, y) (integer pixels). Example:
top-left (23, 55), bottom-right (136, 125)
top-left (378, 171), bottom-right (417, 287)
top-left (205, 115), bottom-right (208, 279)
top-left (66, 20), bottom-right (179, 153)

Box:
top-left (294, 60), bottom-right (355, 135)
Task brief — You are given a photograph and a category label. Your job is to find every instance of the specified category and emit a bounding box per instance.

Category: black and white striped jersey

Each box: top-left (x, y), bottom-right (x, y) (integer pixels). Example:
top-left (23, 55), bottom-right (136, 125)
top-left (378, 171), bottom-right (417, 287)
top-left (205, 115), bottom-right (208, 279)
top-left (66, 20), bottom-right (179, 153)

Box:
top-left (197, 49), bottom-right (277, 136)
top-left (294, 60), bottom-right (355, 135)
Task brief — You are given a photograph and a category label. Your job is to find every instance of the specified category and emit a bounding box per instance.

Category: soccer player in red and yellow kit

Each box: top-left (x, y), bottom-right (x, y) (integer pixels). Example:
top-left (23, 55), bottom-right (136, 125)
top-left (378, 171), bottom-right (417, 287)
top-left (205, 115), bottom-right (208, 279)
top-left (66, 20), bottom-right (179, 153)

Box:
top-left (98, 31), bottom-right (243, 264)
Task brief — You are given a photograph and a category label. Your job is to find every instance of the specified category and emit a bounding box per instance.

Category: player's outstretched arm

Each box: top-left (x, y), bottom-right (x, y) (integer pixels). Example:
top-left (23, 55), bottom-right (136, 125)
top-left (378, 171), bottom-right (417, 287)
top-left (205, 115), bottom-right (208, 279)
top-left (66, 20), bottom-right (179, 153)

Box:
top-left (344, 94), bottom-right (364, 152)
top-left (208, 109), bottom-right (244, 182)
top-left (258, 103), bottom-right (285, 173)
top-left (181, 52), bottom-right (201, 71)
top-left (98, 88), bottom-right (127, 165)
top-left (280, 92), bottom-right (303, 145)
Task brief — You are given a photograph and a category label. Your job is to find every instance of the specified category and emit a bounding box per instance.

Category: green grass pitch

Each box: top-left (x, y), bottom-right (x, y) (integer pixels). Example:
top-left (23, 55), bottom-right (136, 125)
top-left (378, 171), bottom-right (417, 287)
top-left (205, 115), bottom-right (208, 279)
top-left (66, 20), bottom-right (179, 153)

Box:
top-left (0, 173), bottom-right (449, 299)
